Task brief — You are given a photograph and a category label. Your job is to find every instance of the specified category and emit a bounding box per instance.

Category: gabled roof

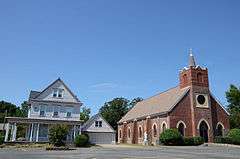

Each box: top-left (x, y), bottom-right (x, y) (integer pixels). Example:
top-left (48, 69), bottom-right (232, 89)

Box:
top-left (28, 78), bottom-right (81, 103)
top-left (29, 91), bottom-right (41, 100)
top-left (82, 113), bottom-right (115, 132)
top-left (119, 86), bottom-right (190, 123)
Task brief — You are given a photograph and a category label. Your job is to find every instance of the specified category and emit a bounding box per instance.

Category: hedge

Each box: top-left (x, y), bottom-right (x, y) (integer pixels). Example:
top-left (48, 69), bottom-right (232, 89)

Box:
top-left (74, 134), bottom-right (89, 147)
top-left (183, 137), bottom-right (204, 146)
top-left (159, 129), bottom-right (183, 145)
top-left (0, 135), bottom-right (4, 145)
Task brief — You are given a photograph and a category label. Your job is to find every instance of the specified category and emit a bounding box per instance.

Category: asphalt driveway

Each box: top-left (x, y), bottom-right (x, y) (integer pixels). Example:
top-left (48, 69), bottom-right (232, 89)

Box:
top-left (0, 144), bottom-right (239, 159)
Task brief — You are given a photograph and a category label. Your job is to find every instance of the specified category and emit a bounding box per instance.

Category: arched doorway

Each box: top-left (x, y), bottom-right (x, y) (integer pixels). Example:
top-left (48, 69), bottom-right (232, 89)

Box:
top-left (178, 123), bottom-right (185, 136)
top-left (199, 121), bottom-right (209, 142)
top-left (216, 124), bottom-right (223, 136)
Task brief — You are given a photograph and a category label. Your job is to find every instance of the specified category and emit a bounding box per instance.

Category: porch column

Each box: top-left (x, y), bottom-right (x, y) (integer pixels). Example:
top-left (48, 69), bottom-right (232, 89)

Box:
top-left (79, 125), bottom-right (81, 135)
top-left (4, 123), bottom-right (9, 142)
top-left (29, 123), bottom-right (34, 142)
top-left (73, 125), bottom-right (76, 139)
top-left (11, 123), bottom-right (17, 142)
top-left (36, 123), bottom-right (40, 142)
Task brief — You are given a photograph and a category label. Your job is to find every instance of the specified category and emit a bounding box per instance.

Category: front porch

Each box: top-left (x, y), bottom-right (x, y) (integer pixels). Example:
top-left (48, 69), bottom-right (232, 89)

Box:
top-left (4, 117), bottom-right (82, 143)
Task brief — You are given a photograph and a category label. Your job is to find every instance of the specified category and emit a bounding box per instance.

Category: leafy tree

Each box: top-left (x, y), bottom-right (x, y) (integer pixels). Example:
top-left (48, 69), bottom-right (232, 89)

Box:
top-left (226, 84), bottom-right (240, 128)
top-left (99, 97), bottom-right (143, 130)
top-left (0, 101), bottom-right (23, 123)
top-left (99, 98), bottom-right (129, 130)
top-left (129, 97), bottom-right (143, 109)
top-left (80, 106), bottom-right (91, 122)
top-left (20, 101), bottom-right (29, 117)
top-left (49, 124), bottom-right (68, 147)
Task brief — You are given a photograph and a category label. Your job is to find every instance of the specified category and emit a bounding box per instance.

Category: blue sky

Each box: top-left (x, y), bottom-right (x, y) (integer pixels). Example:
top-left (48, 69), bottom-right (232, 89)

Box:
top-left (0, 0), bottom-right (239, 114)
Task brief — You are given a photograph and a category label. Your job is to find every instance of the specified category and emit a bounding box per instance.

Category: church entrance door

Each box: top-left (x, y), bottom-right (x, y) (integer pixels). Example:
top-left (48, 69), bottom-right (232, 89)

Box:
top-left (199, 121), bottom-right (209, 142)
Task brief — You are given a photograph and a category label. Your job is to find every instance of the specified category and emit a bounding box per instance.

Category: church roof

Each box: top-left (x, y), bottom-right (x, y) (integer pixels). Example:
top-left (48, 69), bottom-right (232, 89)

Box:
top-left (119, 86), bottom-right (190, 123)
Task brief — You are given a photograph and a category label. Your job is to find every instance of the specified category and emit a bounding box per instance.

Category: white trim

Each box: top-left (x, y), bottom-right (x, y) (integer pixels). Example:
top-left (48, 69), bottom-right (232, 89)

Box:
top-left (161, 121), bottom-right (168, 132)
top-left (216, 122), bottom-right (225, 130)
top-left (197, 118), bottom-right (210, 130)
top-left (176, 120), bottom-right (187, 129)
top-left (210, 92), bottom-right (230, 115)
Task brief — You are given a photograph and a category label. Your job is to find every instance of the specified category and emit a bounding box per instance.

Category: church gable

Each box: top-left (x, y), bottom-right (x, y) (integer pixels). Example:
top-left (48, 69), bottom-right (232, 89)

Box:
top-left (31, 78), bottom-right (80, 103)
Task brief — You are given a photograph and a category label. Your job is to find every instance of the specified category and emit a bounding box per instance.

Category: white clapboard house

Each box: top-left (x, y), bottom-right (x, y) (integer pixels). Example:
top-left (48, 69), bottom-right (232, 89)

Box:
top-left (4, 78), bottom-right (83, 143)
top-left (82, 114), bottom-right (116, 144)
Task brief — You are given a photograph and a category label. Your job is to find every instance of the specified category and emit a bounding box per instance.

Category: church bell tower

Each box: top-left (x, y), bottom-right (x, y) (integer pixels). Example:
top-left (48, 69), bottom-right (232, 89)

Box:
top-left (179, 49), bottom-right (214, 142)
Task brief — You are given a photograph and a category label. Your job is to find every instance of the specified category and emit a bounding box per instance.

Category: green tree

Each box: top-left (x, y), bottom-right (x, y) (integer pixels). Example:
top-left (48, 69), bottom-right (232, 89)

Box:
top-left (20, 101), bottom-right (29, 117)
top-left (80, 106), bottom-right (91, 122)
top-left (49, 124), bottom-right (68, 147)
top-left (226, 84), bottom-right (240, 128)
top-left (129, 97), bottom-right (143, 109)
top-left (99, 97), bottom-right (142, 130)
top-left (99, 98), bottom-right (129, 130)
top-left (0, 101), bottom-right (22, 123)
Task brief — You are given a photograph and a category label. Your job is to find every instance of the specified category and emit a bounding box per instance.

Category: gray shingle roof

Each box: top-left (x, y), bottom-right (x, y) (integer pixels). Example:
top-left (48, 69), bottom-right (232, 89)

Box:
top-left (119, 86), bottom-right (190, 123)
top-left (29, 91), bottom-right (41, 100)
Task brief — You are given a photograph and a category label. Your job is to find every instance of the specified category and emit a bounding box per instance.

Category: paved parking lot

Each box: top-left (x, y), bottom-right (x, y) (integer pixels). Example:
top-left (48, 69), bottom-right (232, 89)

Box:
top-left (0, 144), bottom-right (239, 159)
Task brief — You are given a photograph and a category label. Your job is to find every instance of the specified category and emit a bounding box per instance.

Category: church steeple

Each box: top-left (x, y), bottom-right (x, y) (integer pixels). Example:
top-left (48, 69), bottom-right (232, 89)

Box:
top-left (179, 49), bottom-right (209, 89)
top-left (189, 49), bottom-right (196, 67)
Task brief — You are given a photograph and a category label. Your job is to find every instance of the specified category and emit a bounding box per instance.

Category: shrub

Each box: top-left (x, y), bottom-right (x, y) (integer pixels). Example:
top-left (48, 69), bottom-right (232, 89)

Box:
top-left (214, 136), bottom-right (232, 144)
top-left (48, 124), bottom-right (68, 147)
top-left (74, 134), bottom-right (89, 147)
top-left (227, 129), bottom-right (240, 145)
top-left (183, 137), bottom-right (204, 146)
top-left (159, 129), bottom-right (183, 145)
top-left (0, 135), bottom-right (4, 145)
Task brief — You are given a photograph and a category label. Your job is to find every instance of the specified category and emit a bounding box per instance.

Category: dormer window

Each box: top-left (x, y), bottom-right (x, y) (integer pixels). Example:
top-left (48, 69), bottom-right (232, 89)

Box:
top-left (53, 89), bottom-right (58, 97)
top-left (52, 89), bottom-right (64, 98)
top-left (95, 121), bottom-right (102, 127)
top-left (58, 89), bottom-right (63, 98)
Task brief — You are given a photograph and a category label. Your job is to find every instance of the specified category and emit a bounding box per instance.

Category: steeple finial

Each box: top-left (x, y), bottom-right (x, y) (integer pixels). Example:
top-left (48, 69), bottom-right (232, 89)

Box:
top-left (188, 48), bottom-right (196, 67)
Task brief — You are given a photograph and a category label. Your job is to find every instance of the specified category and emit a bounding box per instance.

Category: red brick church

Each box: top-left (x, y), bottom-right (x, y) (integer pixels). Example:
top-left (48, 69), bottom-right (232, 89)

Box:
top-left (118, 52), bottom-right (229, 144)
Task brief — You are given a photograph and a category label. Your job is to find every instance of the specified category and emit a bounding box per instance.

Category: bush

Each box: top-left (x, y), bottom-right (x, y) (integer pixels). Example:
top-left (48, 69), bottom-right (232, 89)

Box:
top-left (183, 137), bottom-right (204, 146)
top-left (74, 134), bottom-right (89, 147)
top-left (227, 129), bottom-right (240, 145)
top-left (49, 124), bottom-right (68, 147)
top-left (214, 136), bottom-right (232, 144)
top-left (0, 135), bottom-right (4, 145)
top-left (159, 129), bottom-right (183, 145)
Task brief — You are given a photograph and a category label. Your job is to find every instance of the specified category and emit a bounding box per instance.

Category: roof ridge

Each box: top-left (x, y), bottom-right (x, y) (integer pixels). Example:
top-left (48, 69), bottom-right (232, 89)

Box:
top-left (136, 85), bottom-right (179, 105)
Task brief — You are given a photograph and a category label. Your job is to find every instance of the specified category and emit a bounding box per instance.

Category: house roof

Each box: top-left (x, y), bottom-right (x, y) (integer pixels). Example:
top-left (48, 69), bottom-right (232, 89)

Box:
top-left (29, 91), bottom-right (41, 100)
top-left (28, 78), bottom-right (81, 103)
top-left (119, 86), bottom-right (190, 123)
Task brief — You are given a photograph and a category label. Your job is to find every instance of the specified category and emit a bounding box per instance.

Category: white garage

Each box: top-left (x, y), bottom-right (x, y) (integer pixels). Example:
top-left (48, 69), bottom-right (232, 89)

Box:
top-left (82, 114), bottom-right (116, 144)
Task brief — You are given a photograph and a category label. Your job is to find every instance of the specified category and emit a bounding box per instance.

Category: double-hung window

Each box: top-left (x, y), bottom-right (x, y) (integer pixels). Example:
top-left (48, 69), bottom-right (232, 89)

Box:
top-left (40, 105), bottom-right (46, 117)
top-left (95, 121), bottom-right (102, 127)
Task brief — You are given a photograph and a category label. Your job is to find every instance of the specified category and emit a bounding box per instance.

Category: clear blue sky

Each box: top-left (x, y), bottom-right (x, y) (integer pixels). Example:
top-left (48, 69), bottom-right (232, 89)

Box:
top-left (0, 0), bottom-right (239, 115)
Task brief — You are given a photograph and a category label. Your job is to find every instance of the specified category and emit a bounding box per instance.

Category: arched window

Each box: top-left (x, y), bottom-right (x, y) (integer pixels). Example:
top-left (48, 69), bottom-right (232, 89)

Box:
top-left (178, 123), bottom-right (185, 136)
top-left (128, 128), bottom-right (131, 138)
top-left (139, 126), bottom-right (142, 138)
top-left (176, 121), bottom-right (186, 136)
top-left (162, 123), bottom-right (166, 132)
top-left (153, 124), bottom-right (157, 137)
top-left (216, 122), bottom-right (224, 136)
top-left (119, 129), bottom-right (122, 138)
top-left (197, 73), bottom-right (203, 83)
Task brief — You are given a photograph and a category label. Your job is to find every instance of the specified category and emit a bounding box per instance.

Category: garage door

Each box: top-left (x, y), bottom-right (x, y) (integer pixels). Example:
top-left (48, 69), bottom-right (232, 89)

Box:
top-left (87, 132), bottom-right (115, 144)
